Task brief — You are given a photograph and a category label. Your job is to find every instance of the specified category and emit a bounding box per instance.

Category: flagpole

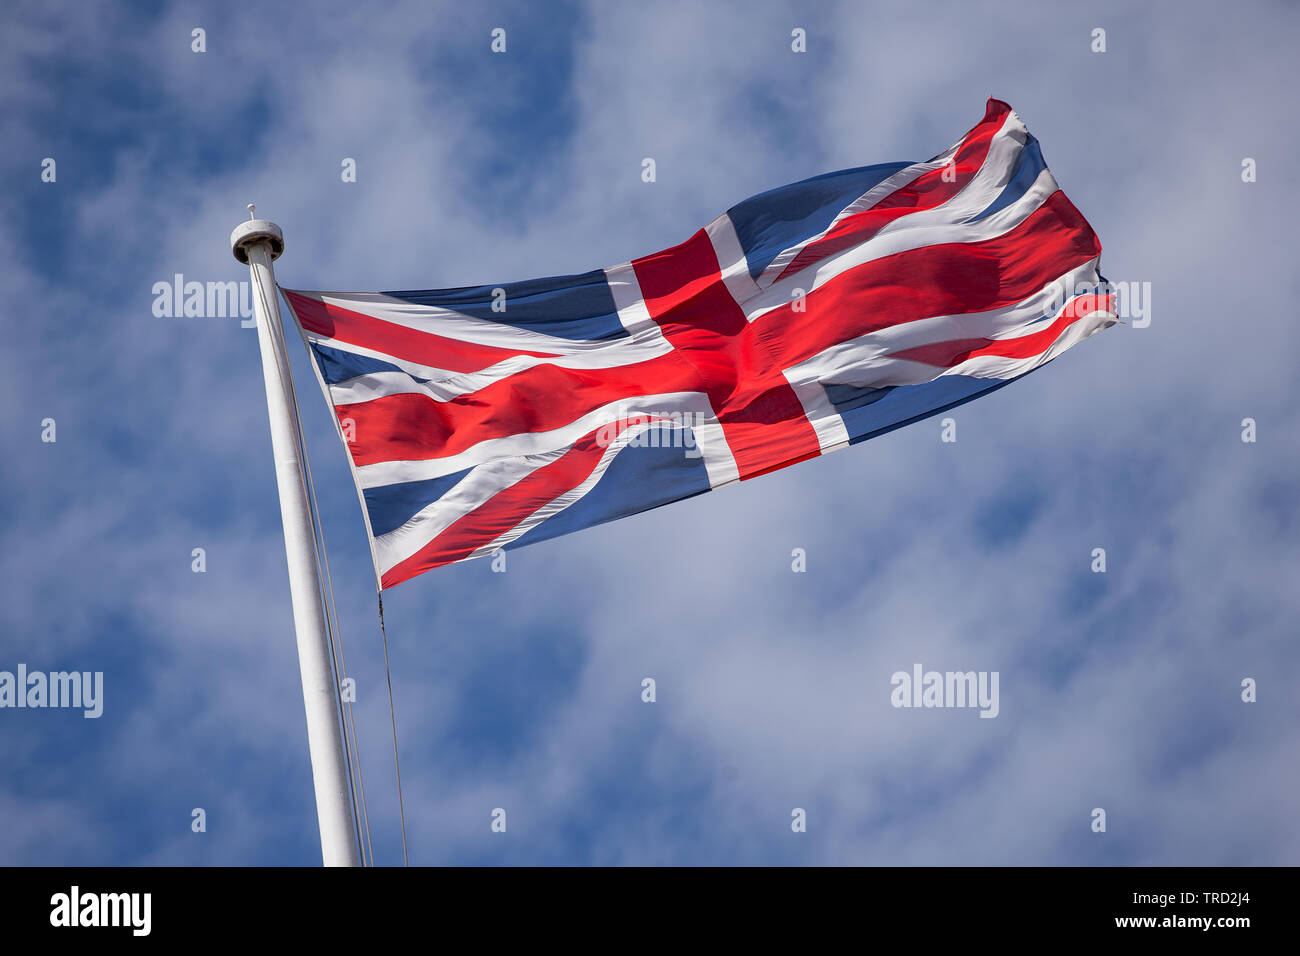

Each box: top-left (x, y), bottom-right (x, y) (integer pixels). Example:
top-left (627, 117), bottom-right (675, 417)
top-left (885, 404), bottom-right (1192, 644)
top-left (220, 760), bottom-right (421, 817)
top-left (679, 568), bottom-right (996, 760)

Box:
top-left (231, 207), bottom-right (361, 867)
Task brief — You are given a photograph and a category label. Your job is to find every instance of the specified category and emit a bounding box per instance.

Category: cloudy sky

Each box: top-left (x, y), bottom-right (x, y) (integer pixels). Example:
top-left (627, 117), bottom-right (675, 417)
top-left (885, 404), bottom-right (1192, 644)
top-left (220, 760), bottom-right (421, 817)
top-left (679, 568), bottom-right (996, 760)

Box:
top-left (2, 0), bottom-right (1297, 865)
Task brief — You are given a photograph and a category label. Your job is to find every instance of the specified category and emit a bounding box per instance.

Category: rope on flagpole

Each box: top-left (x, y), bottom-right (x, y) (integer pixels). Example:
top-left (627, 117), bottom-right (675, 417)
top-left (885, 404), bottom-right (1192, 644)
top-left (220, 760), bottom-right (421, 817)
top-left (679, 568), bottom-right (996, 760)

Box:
top-left (377, 592), bottom-right (410, 866)
top-left (297, 419), bottom-right (376, 866)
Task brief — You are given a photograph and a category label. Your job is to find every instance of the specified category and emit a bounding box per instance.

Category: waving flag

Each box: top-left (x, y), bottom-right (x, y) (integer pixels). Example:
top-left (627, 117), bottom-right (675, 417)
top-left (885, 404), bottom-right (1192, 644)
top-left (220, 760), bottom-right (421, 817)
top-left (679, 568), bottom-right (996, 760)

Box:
top-left (282, 99), bottom-right (1117, 589)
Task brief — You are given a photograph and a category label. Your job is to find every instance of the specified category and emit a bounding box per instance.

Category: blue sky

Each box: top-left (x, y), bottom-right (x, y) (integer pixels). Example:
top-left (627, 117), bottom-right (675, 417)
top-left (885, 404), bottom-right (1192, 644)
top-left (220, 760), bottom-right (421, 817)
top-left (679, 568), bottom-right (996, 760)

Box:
top-left (2, 0), bottom-right (1298, 865)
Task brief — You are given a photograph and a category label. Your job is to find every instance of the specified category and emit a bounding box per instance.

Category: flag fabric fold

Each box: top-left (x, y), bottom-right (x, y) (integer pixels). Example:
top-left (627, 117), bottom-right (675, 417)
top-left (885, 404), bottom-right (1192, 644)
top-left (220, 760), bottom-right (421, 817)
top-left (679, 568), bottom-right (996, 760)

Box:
top-left (281, 98), bottom-right (1117, 589)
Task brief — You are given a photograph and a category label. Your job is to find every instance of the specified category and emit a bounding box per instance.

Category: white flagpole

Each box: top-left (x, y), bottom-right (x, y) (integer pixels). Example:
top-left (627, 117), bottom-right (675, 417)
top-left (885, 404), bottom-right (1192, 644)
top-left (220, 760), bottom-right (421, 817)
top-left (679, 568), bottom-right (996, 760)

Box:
top-left (231, 207), bottom-right (361, 867)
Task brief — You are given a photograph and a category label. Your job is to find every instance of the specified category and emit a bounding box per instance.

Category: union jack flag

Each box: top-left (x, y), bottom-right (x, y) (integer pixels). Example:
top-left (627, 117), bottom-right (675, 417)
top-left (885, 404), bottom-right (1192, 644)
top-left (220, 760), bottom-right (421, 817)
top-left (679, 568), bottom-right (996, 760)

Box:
top-left (281, 99), bottom-right (1117, 589)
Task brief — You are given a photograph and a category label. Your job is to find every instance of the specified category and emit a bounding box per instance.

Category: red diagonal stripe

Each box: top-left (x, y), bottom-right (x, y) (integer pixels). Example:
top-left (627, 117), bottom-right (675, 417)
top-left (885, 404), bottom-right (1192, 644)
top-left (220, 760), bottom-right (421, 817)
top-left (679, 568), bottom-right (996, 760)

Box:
top-left (380, 421), bottom-right (638, 586)
top-left (886, 293), bottom-right (1114, 367)
top-left (283, 289), bottom-right (562, 374)
top-left (759, 190), bottom-right (1103, 371)
top-left (338, 353), bottom-right (693, 466)
top-left (775, 99), bottom-right (1011, 283)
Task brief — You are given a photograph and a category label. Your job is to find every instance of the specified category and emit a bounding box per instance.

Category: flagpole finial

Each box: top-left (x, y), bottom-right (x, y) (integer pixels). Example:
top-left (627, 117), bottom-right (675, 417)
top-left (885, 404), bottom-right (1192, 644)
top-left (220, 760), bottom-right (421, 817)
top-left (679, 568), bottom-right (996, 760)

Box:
top-left (230, 211), bottom-right (284, 264)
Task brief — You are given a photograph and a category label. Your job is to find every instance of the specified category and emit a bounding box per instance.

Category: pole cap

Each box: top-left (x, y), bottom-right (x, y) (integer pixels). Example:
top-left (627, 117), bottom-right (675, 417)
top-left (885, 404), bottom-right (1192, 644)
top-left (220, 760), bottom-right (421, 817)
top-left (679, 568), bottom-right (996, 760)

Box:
top-left (231, 204), bottom-right (284, 263)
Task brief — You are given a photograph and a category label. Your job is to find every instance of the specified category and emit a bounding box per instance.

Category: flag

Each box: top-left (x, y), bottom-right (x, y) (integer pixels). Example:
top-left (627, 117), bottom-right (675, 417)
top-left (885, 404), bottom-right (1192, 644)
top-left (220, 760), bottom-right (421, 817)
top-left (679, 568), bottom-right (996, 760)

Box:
top-left (281, 99), bottom-right (1117, 589)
